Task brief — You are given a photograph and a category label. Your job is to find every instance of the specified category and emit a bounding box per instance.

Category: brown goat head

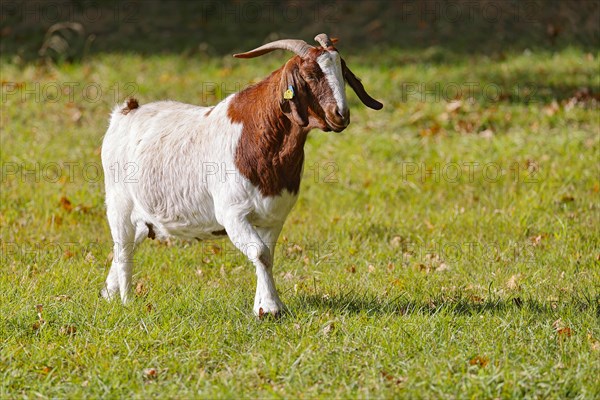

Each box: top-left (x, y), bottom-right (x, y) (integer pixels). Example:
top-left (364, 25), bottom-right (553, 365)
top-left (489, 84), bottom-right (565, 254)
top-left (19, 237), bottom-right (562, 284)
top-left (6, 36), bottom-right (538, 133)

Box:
top-left (234, 34), bottom-right (383, 133)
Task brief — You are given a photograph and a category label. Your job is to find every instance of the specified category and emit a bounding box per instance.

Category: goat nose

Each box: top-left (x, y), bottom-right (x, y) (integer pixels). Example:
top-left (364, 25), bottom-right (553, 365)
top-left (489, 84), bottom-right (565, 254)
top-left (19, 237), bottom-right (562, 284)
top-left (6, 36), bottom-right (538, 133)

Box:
top-left (337, 107), bottom-right (350, 121)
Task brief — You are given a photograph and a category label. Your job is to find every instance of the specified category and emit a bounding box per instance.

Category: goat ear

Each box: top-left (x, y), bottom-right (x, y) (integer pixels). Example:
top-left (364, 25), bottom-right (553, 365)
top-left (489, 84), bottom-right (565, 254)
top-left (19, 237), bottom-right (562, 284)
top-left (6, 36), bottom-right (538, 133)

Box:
top-left (341, 58), bottom-right (383, 110)
top-left (280, 60), bottom-right (309, 127)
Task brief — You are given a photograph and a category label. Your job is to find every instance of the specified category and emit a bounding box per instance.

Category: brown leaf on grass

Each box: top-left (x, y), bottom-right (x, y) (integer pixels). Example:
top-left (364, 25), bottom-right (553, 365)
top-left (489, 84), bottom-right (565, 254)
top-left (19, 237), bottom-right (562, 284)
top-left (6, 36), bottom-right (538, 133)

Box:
top-left (389, 236), bottom-right (403, 248)
top-left (469, 355), bottom-right (489, 368)
top-left (587, 333), bottom-right (600, 351)
top-left (135, 280), bottom-right (148, 297)
top-left (456, 119), bottom-right (475, 134)
top-left (145, 303), bottom-right (154, 313)
top-left (32, 320), bottom-right (46, 331)
top-left (529, 235), bottom-right (543, 247)
top-left (286, 244), bottom-right (303, 256)
top-left (64, 250), bottom-right (74, 259)
top-left (59, 325), bottom-right (77, 336)
top-left (347, 265), bottom-right (356, 274)
top-left (552, 319), bottom-right (574, 338)
top-left (420, 123), bottom-right (442, 137)
top-left (557, 327), bottom-right (573, 338)
top-left (210, 244), bottom-right (221, 255)
top-left (84, 252), bottom-right (96, 264)
top-left (59, 196), bottom-right (73, 212)
top-left (506, 274), bottom-right (522, 290)
top-left (381, 370), bottom-right (407, 386)
top-left (552, 318), bottom-right (563, 330)
top-left (322, 322), bottom-right (335, 336)
top-left (54, 294), bottom-right (71, 301)
top-left (41, 366), bottom-right (54, 374)
top-left (469, 295), bottom-right (484, 304)
top-left (368, 264), bottom-right (376, 273)
top-left (143, 368), bottom-right (158, 381)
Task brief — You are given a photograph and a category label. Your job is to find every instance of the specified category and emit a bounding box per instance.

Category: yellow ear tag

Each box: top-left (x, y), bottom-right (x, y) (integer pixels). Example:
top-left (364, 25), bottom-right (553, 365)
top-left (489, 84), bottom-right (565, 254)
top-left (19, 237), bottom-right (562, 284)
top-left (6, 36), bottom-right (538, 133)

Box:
top-left (283, 85), bottom-right (294, 100)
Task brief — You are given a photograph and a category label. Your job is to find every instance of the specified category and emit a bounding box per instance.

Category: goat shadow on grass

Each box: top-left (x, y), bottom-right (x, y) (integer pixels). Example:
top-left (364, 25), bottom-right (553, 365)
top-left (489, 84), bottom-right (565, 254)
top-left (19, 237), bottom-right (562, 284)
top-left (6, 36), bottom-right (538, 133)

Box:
top-left (292, 292), bottom-right (599, 317)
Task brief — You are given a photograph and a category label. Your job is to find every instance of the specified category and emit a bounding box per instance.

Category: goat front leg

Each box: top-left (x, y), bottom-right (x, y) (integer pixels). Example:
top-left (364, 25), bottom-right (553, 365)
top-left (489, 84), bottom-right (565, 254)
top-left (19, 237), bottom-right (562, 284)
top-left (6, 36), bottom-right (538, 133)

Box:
top-left (222, 215), bottom-right (284, 317)
top-left (255, 225), bottom-right (284, 316)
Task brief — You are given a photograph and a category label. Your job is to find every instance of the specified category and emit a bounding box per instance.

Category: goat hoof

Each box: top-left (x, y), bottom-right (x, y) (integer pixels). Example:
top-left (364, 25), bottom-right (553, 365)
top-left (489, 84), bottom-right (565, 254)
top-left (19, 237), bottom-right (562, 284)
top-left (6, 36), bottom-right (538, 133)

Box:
top-left (254, 299), bottom-right (285, 319)
top-left (100, 286), bottom-right (118, 301)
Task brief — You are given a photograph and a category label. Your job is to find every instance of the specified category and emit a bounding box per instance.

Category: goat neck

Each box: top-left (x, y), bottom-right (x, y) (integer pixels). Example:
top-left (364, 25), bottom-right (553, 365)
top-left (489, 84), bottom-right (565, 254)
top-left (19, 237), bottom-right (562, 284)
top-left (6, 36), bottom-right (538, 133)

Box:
top-left (227, 65), bottom-right (309, 197)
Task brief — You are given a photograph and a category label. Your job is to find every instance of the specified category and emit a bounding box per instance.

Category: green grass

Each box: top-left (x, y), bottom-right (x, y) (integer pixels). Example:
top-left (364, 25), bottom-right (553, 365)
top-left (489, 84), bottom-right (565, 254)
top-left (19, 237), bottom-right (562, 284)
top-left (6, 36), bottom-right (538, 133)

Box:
top-left (1, 46), bottom-right (599, 398)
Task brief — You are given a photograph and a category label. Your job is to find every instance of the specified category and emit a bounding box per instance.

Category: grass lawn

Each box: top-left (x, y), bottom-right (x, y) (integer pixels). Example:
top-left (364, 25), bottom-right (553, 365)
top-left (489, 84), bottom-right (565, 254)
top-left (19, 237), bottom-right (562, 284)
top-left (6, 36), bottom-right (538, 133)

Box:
top-left (1, 45), bottom-right (599, 398)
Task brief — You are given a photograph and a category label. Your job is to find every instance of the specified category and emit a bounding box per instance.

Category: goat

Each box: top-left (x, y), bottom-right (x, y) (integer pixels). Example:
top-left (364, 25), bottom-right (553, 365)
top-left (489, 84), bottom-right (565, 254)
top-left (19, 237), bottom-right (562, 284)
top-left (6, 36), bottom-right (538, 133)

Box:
top-left (100, 33), bottom-right (383, 317)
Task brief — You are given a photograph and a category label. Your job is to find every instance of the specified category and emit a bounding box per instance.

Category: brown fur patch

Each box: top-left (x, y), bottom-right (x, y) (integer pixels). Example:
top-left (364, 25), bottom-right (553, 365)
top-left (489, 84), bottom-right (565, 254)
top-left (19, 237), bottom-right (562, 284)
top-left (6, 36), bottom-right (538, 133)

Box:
top-left (121, 98), bottom-right (139, 115)
top-left (228, 50), bottom-right (340, 197)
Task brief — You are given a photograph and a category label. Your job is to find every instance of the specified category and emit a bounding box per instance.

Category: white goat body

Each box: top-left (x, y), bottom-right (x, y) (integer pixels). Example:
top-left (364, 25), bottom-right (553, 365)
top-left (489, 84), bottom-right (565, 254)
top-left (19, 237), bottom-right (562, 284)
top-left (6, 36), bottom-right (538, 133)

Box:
top-left (100, 34), bottom-right (382, 316)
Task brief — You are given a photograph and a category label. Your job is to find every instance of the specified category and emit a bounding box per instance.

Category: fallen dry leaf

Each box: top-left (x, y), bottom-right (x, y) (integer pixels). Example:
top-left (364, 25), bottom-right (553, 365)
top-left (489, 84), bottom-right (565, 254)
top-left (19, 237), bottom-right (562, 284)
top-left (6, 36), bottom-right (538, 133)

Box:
top-left (41, 366), bottom-right (53, 374)
top-left (286, 244), bottom-right (303, 256)
top-left (552, 318), bottom-right (564, 330)
top-left (59, 325), bottom-right (77, 336)
top-left (322, 322), bottom-right (335, 336)
top-left (587, 333), bottom-right (600, 351)
top-left (381, 370), bottom-right (407, 386)
top-left (135, 280), bottom-right (148, 297)
top-left (143, 368), bottom-right (158, 381)
top-left (557, 327), bottom-right (573, 338)
top-left (506, 274), bottom-right (522, 290)
top-left (469, 355), bottom-right (489, 368)
top-left (389, 236), bottom-right (403, 248)
top-left (210, 244), bottom-right (221, 255)
top-left (59, 196), bottom-right (73, 212)
top-left (84, 252), bottom-right (96, 264)
top-left (530, 235), bottom-right (543, 247)
top-left (32, 320), bottom-right (46, 331)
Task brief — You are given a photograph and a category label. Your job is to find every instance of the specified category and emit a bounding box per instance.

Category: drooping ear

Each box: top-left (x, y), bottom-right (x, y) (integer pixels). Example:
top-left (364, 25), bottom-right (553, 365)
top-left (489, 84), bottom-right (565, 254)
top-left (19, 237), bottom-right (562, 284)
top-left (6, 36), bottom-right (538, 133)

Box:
top-left (280, 58), bottom-right (309, 127)
top-left (341, 58), bottom-right (383, 110)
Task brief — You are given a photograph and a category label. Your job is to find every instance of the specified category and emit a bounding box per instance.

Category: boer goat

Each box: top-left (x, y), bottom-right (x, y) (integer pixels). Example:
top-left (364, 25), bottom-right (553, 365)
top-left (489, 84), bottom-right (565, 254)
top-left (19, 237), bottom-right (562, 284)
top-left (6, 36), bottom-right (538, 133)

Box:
top-left (101, 33), bottom-right (383, 316)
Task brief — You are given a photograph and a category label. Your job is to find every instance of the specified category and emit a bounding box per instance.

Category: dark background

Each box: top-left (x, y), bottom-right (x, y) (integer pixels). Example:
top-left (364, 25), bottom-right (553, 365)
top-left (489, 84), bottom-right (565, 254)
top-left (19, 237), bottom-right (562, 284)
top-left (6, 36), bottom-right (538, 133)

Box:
top-left (1, 0), bottom-right (598, 63)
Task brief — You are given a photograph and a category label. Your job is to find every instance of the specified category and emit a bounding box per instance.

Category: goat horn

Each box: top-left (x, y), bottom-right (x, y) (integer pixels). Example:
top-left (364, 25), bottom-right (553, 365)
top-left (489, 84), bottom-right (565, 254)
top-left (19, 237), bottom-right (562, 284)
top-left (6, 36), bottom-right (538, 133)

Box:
top-left (233, 39), bottom-right (312, 59)
top-left (314, 33), bottom-right (333, 49)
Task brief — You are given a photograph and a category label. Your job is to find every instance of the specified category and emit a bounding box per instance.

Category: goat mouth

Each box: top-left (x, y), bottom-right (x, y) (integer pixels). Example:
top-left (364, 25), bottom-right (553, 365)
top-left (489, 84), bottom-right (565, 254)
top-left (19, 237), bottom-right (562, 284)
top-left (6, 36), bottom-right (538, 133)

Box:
top-left (325, 118), bottom-right (348, 132)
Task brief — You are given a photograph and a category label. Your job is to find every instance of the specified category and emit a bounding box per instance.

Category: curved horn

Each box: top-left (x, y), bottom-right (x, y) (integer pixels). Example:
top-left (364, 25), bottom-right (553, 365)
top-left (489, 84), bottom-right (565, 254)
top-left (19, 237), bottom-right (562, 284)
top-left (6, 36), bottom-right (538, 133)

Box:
top-left (314, 33), bottom-right (333, 49)
top-left (233, 39), bottom-right (312, 59)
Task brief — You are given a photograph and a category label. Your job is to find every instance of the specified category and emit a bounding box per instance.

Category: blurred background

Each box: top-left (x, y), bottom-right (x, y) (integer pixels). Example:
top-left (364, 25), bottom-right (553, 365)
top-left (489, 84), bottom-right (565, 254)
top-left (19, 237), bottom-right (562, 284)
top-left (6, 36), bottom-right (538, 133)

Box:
top-left (1, 0), bottom-right (598, 62)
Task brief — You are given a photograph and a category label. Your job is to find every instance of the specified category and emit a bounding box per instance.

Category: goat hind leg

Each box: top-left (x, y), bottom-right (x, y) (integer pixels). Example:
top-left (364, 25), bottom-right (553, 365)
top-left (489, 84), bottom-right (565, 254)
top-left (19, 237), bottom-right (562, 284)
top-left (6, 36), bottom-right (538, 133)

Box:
top-left (101, 201), bottom-right (136, 304)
